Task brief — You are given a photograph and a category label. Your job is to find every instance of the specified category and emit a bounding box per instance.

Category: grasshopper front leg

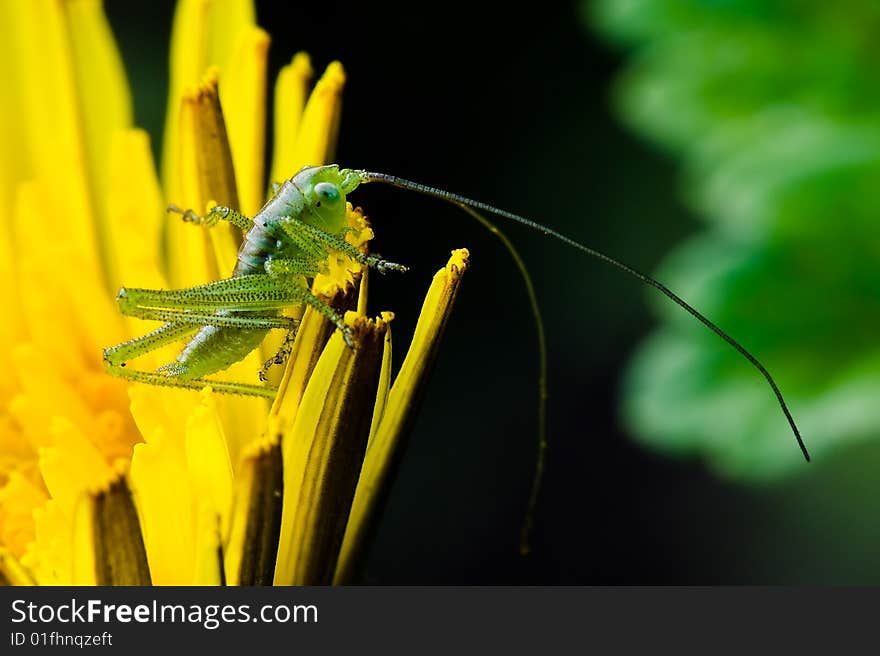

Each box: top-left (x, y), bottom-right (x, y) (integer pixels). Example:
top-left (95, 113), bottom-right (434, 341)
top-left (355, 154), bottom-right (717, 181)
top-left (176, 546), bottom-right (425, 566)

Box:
top-left (278, 215), bottom-right (409, 274)
top-left (263, 257), bottom-right (356, 348)
top-left (168, 204), bottom-right (253, 231)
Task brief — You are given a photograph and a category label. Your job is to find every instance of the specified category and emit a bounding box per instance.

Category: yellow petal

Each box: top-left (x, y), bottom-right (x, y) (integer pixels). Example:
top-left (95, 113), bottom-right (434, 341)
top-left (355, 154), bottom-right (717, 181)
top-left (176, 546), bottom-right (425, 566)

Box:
top-left (70, 492), bottom-right (98, 585)
top-left (13, 182), bottom-right (124, 373)
top-left (0, 223), bottom-right (21, 398)
top-left (223, 436), bottom-right (282, 585)
top-left (24, 500), bottom-right (73, 584)
top-left (0, 472), bottom-right (46, 558)
top-left (6, 0), bottom-right (101, 276)
top-left (206, 0), bottom-right (256, 68)
top-left (0, 415), bottom-right (35, 485)
top-left (221, 26), bottom-right (270, 217)
top-left (104, 129), bottom-right (167, 299)
top-left (11, 344), bottom-right (139, 466)
top-left (192, 504), bottom-right (224, 585)
top-left (0, 4), bottom-right (27, 369)
top-left (0, 0), bottom-right (24, 214)
top-left (128, 386), bottom-right (242, 585)
top-left (162, 0), bottom-right (256, 198)
top-left (185, 389), bottom-right (233, 537)
top-left (63, 0), bottom-right (133, 160)
top-left (71, 475), bottom-right (151, 585)
top-left (335, 249), bottom-right (470, 583)
top-left (129, 385), bottom-right (198, 457)
top-left (269, 52), bottom-right (314, 186)
top-left (129, 426), bottom-right (196, 584)
top-left (63, 0), bottom-right (134, 279)
top-left (274, 312), bottom-right (391, 585)
top-left (211, 390), bottom-right (268, 474)
top-left (39, 418), bottom-right (117, 520)
top-left (290, 62), bottom-right (346, 169)
top-left (0, 547), bottom-right (36, 585)
top-left (367, 322), bottom-right (394, 447)
top-left (10, 348), bottom-right (89, 451)
top-left (268, 306), bottom-right (336, 436)
top-left (93, 476), bottom-right (152, 585)
top-left (161, 0), bottom-right (257, 288)
top-left (3, 0), bottom-right (133, 295)
top-left (170, 69), bottom-right (240, 285)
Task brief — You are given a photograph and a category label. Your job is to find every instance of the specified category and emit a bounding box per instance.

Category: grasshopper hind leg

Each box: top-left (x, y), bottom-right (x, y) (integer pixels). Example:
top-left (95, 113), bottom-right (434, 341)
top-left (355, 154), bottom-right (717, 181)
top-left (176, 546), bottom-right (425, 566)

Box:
top-left (103, 321), bottom-right (280, 398)
top-left (107, 366), bottom-right (278, 398)
top-left (103, 321), bottom-right (196, 369)
top-left (104, 276), bottom-right (305, 396)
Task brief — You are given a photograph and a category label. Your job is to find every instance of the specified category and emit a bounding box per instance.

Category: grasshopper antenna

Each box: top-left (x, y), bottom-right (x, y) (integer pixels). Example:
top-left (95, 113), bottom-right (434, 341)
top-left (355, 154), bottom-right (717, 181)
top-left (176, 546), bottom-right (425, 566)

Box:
top-left (360, 170), bottom-right (811, 463)
top-left (456, 204), bottom-right (548, 556)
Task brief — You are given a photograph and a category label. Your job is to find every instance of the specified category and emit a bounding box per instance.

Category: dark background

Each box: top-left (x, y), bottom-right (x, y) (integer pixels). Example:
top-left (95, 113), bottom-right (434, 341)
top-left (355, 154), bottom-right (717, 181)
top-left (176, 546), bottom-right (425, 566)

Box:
top-left (104, 0), bottom-right (858, 584)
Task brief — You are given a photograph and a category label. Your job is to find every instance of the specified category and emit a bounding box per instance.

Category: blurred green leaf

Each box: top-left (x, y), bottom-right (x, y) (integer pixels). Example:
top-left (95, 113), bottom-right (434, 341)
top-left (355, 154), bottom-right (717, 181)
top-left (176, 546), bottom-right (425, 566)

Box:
top-left (589, 0), bottom-right (880, 478)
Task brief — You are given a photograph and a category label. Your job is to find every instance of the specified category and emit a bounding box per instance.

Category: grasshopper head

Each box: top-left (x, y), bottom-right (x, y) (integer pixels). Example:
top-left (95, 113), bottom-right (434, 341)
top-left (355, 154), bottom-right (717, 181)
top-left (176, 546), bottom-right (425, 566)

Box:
top-left (291, 165), bottom-right (365, 233)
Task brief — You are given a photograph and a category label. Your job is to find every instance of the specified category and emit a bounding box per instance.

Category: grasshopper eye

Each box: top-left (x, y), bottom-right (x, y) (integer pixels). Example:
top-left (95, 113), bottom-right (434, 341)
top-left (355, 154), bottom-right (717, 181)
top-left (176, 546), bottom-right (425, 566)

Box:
top-left (314, 182), bottom-right (341, 205)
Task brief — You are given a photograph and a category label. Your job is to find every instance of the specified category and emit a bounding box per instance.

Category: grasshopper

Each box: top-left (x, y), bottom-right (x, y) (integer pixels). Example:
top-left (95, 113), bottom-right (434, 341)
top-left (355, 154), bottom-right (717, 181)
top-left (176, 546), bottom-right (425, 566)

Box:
top-left (103, 163), bottom-right (810, 461)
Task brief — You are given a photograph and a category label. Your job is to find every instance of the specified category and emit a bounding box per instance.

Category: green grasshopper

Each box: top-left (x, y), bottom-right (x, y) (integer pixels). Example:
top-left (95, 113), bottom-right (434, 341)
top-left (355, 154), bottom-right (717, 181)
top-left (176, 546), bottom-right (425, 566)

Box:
top-left (103, 165), bottom-right (407, 397)
top-left (103, 164), bottom-right (810, 462)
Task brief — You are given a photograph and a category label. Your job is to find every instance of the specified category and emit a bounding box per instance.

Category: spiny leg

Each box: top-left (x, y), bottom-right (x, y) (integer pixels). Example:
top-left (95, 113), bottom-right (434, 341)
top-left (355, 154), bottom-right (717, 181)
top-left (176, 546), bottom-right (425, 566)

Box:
top-left (167, 204), bottom-right (253, 231)
top-left (108, 277), bottom-right (305, 396)
top-left (102, 320), bottom-right (279, 395)
top-left (107, 366), bottom-right (277, 398)
top-left (275, 216), bottom-right (332, 262)
top-left (264, 257), bottom-right (355, 347)
top-left (116, 275), bottom-right (300, 314)
top-left (119, 307), bottom-right (297, 330)
top-left (104, 312), bottom-right (289, 398)
top-left (102, 322), bottom-right (274, 397)
top-left (104, 321), bottom-right (197, 369)
top-left (278, 215), bottom-right (409, 274)
top-left (267, 256), bottom-right (323, 278)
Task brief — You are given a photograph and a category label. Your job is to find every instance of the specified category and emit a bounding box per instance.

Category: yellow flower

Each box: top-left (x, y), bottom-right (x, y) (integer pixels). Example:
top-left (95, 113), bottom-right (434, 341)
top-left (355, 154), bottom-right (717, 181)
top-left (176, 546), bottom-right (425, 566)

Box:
top-left (0, 0), bottom-right (468, 586)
